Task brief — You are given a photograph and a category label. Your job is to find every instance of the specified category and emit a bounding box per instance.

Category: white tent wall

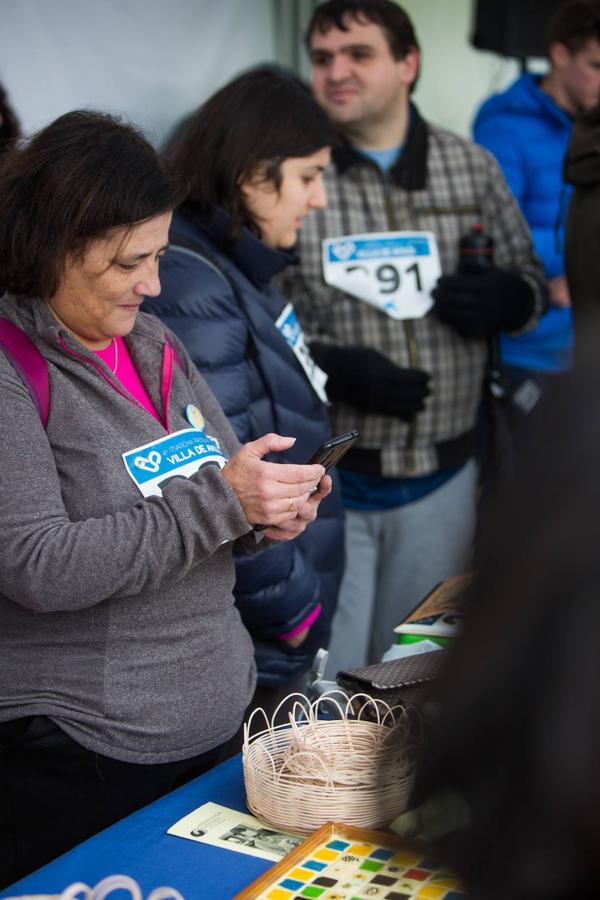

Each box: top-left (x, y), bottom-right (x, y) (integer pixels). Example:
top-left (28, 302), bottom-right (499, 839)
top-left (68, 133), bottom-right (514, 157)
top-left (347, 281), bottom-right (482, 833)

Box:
top-left (0, 0), bottom-right (544, 150)
top-left (0, 0), bottom-right (276, 146)
top-left (401, 0), bottom-right (521, 139)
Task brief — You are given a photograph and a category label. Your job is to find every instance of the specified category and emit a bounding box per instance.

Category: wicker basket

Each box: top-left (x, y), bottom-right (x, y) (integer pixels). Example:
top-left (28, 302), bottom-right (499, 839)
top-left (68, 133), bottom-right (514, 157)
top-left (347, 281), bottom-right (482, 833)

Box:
top-left (242, 691), bottom-right (416, 834)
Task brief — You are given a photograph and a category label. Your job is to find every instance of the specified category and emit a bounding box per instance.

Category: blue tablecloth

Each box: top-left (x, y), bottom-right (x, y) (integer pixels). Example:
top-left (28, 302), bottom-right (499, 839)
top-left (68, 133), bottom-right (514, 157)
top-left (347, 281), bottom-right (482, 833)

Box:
top-left (0, 755), bottom-right (272, 900)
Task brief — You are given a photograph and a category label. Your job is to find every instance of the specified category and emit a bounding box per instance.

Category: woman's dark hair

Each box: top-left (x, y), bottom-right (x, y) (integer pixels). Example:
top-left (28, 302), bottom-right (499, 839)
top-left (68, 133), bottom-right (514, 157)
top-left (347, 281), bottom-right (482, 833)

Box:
top-left (411, 331), bottom-right (600, 899)
top-left (0, 82), bottom-right (21, 153)
top-left (0, 110), bottom-right (186, 299)
top-left (166, 65), bottom-right (337, 241)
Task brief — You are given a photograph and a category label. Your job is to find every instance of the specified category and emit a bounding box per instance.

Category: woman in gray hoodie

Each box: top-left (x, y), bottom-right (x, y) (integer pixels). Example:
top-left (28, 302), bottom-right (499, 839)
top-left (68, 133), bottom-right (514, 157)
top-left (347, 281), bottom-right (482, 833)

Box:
top-left (0, 110), bottom-right (330, 888)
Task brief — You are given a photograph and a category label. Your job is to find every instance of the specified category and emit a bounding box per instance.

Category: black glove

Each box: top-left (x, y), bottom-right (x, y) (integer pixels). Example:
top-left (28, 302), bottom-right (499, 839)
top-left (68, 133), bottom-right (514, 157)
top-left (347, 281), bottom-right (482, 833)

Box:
top-left (432, 268), bottom-right (535, 339)
top-left (310, 343), bottom-right (430, 421)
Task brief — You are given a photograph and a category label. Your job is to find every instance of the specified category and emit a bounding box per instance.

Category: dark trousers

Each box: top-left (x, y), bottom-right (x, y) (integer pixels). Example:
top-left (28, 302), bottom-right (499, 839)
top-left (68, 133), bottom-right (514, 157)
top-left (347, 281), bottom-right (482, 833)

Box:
top-left (478, 365), bottom-right (568, 486)
top-left (0, 716), bottom-right (220, 890)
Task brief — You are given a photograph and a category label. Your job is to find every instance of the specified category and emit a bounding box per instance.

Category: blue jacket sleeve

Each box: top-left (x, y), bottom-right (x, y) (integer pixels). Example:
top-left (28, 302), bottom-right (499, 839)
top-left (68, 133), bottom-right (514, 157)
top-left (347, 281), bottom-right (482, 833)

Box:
top-left (473, 114), bottom-right (526, 206)
top-left (474, 108), bottom-right (566, 278)
top-left (145, 248), bottom-right (323, 640)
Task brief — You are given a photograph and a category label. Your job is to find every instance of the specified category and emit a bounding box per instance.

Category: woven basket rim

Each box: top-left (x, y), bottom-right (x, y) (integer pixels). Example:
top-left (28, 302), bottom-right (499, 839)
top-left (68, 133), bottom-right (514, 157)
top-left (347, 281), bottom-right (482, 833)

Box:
top-left (242, 691), bottom-right (416, 833)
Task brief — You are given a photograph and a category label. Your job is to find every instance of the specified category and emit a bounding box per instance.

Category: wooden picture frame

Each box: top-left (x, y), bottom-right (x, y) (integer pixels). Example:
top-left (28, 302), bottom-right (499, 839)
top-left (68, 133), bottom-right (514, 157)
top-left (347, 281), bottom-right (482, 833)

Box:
top-left (233, 820), bottom-right (466, 899)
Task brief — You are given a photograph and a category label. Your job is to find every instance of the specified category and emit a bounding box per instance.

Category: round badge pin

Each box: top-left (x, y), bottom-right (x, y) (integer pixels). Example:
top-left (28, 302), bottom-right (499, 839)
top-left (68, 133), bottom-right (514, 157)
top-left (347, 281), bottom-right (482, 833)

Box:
top-left (185, 404), bottom-right (205, 430)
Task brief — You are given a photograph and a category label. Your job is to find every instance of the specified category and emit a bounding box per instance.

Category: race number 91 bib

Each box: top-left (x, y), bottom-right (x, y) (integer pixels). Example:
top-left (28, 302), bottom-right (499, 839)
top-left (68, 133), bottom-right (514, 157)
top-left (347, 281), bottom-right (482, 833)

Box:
top-left (322, 231), bottom-right (441, 320)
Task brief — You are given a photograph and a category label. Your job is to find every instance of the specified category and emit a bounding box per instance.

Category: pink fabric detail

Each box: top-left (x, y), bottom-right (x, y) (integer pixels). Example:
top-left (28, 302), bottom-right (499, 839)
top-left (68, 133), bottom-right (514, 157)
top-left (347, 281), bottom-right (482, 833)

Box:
top-left (277, 603), bottom-right (322, 641)
top-left (93, 337), bottom-right (162, 425)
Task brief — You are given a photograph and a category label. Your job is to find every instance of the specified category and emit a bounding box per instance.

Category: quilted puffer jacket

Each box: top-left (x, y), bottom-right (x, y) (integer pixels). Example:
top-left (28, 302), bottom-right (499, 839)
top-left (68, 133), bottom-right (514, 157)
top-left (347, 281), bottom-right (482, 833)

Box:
top-left (144, 209), bottom-right (345, 685)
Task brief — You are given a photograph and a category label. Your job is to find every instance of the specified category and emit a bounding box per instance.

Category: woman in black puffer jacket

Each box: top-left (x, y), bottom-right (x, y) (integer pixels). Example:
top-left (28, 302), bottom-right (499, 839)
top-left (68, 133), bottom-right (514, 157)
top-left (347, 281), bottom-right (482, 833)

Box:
top-left (145, 67), bottom-right (345, 707)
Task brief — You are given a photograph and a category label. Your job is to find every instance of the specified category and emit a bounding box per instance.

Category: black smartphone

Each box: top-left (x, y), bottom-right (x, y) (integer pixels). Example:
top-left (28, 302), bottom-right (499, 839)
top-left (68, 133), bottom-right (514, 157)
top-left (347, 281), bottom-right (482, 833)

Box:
top-left (307, 430), bottom-right (359, 472)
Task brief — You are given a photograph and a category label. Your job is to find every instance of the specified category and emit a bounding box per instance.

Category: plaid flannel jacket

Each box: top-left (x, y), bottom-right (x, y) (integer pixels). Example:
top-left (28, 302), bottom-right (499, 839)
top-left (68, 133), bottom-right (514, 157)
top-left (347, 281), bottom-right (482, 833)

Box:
top-left (281, 104), bottom-right (547, 478)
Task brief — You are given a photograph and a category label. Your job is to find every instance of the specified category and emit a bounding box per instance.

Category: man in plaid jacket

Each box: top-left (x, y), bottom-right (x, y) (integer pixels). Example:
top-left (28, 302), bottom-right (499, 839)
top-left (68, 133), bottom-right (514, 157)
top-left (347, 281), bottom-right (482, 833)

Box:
top-left (281, 0), bottom-right (547, 674)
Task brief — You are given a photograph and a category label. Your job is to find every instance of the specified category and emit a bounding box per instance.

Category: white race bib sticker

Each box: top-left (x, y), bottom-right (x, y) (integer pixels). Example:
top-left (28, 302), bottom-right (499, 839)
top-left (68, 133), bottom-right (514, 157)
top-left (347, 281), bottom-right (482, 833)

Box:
top-left (122, 428), bottom-right (227, 498)
top-left (322, 231), bottom-right (441, 320)
top-left (275, 302), bottom-right (329, 405)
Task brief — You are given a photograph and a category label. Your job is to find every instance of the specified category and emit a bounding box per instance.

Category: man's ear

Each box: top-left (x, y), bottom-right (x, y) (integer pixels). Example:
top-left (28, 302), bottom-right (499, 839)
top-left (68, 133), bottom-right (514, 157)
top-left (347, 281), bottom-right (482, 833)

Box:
top-left (399, 47), bottom-right (420, 90)
top-left (548, 40), bottom-right (572, 72)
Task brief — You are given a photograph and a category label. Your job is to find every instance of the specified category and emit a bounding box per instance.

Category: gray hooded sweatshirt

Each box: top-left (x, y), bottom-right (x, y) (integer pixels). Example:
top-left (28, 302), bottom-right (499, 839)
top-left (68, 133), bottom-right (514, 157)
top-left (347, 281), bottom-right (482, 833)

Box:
top-left (0, 293), bottom-right (257, 763)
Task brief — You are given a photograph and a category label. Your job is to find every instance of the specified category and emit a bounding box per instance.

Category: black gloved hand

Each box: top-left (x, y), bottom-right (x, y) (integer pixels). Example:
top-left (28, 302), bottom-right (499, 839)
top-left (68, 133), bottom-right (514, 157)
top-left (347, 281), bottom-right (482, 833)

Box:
top-left (432, 268), bottom-right (535, 339)
top-left (310, 342), bottom-right (430, 421)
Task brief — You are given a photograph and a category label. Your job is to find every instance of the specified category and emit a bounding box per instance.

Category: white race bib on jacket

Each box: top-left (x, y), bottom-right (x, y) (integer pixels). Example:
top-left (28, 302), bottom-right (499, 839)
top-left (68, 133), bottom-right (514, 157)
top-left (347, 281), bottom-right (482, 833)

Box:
top-left (322, 231), bottom-right (441, 320)
top-left (275, 302), bottom-right (329, 405)
top-left (122, 428), bottom-right (227, 498)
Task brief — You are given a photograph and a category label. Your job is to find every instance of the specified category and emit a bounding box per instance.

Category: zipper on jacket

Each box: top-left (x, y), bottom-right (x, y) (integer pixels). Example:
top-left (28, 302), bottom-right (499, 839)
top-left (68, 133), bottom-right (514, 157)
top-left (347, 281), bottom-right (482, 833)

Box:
top-left (384, 186), bottom-right (418, 473)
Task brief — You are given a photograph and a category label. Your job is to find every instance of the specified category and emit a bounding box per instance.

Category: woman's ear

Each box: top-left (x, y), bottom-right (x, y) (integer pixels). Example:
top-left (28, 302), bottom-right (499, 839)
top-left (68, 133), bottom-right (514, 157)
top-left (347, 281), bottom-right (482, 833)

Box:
top-left (238, 175), bottom-right (251, 200)
top-left (237, 163), bottom-right (263, 193)
top-left (238, 162), bottom-right (274, 194)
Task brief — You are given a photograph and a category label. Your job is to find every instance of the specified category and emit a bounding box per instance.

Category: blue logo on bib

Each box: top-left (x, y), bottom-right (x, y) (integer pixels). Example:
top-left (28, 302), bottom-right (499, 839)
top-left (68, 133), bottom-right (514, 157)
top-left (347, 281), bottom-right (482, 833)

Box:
top-left (122, 428), bottom-right (227, 497)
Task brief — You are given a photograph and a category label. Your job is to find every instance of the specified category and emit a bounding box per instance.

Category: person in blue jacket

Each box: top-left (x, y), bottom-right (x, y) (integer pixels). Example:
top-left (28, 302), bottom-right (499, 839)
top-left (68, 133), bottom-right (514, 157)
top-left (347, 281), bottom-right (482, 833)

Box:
top-left (473, 0), bottom-right (600, 421)
top-left (145, 67), bottom-right (344, 704)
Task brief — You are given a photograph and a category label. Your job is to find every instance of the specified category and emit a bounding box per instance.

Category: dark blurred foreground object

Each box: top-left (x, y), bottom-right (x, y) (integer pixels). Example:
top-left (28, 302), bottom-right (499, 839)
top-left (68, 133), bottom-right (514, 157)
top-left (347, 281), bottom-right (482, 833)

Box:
top-left (472, 0), bottom-right (562, 58)
top-left (564, 101), bottom-right (600, 343)
top-left (0, 82), bottom-right (20, 153)
top-left (411, 326), bottom-right (600, 899)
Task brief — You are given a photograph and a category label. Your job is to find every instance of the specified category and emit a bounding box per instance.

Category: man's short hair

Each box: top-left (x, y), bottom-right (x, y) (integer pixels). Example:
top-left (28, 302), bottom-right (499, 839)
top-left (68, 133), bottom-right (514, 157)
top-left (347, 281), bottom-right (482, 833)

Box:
top-left (545, 0), bottom-right (600, 54)
top-left (305, 0), bottom-right (420, 60)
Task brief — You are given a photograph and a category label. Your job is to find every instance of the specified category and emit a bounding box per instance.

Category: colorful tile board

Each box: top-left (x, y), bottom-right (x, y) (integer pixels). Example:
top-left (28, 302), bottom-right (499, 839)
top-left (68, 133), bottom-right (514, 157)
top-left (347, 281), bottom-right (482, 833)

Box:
top-left (233, 822), bottom-right (466, 900)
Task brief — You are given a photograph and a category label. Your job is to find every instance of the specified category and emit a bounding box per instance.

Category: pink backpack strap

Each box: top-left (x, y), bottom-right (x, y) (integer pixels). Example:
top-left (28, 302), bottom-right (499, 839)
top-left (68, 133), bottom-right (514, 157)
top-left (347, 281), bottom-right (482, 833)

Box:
top-left (0, 318), bottom-right (50, 428)
top-left (0, 322), bottom-right (181, 432)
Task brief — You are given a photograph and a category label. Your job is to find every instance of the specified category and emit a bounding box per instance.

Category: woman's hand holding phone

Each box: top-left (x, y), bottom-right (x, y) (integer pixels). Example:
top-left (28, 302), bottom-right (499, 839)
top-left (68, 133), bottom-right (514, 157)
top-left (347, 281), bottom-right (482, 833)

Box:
top-left (254, 430), bottom-right (358, 535)
top-left (223, 433), bottom-right (324, 533)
